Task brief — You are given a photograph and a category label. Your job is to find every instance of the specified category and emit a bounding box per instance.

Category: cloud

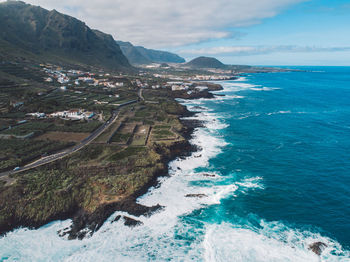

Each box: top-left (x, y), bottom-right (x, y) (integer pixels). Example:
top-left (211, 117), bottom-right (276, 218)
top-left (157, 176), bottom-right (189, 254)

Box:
top-left (178, 45), bottom-right (350, 56)
top-left (22, 0), bottom-right (305, 48)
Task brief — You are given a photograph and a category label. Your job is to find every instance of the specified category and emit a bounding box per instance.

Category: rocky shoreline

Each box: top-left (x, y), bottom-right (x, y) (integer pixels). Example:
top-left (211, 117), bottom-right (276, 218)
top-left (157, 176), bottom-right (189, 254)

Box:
top-left (67, 136), bottom-right (198, 239)
top-left (58, 104), bottom-right (203, 239)
top-left (0, 84), bottom-right (217, 240)
top-left (172, 82), bottom-right (224, 99)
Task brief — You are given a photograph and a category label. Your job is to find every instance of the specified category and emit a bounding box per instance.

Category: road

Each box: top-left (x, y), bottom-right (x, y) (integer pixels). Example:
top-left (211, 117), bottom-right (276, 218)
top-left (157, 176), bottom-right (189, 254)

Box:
top-left (0, 99), bottom-right (138, 179)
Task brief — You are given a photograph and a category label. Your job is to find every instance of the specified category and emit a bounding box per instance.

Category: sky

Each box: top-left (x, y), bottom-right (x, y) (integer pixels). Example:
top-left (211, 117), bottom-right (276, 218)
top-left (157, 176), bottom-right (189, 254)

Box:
top-left (4, 0), bottom-right (350, 65)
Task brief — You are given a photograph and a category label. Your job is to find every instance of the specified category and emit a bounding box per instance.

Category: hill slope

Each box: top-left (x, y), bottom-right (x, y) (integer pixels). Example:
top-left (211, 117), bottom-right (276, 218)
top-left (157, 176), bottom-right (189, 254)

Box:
top-left (186, 56), bottom-right (227, 69)
top-left (117, 41), bottom-right (185, 65)
top-left (0, 1), bottom-right (131, 70)
top-left (116, 41), bottom-right (152, 65)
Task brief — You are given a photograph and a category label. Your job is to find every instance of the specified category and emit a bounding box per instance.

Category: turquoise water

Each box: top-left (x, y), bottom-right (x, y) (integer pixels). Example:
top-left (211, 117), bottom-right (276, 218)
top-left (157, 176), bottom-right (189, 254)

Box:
top-left (1, 67), bottom-right (350, 261)
top-left (194, 67), bottom-right (350, 248)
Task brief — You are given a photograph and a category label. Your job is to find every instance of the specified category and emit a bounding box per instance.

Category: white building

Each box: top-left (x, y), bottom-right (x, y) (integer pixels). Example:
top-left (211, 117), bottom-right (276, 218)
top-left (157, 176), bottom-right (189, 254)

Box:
top-left (50, 110), bottom-right (95, 120)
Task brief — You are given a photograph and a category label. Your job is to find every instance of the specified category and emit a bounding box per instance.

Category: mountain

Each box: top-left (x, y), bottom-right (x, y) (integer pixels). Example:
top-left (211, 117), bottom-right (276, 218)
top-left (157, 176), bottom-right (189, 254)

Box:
top-left (135, 46), bottom-right (185, 64)
top-left (0, 1), bottom-right (131, 70)
top-left (116, 41), bottom-right (152, 65)
top-left (117, 41), bottom-right (185, 65)
top-left (186, 56), bottom-right (227, 69)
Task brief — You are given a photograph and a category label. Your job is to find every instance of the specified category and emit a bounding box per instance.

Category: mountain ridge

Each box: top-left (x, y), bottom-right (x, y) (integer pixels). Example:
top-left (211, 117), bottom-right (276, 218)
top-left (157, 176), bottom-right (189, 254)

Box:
top-left (0, 1), bottom-right (131, 70)
top-left (116, 40), bottom-right (185, 65)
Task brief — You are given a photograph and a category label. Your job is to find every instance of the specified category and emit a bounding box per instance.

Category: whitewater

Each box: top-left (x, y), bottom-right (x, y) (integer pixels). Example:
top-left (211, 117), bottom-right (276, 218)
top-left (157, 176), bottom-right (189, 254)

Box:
top-left (1, 69), bottom-right (350, 261)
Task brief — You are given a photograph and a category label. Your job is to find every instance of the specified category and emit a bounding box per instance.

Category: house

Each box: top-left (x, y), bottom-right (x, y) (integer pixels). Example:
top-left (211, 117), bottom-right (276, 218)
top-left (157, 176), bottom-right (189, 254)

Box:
top-left (67, 109), bottom-right (81, 119)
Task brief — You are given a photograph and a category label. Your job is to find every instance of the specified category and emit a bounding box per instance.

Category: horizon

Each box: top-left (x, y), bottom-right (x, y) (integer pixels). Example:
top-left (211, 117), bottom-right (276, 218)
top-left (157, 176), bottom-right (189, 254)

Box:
top-left (1, 0), bottom-right (350, 66)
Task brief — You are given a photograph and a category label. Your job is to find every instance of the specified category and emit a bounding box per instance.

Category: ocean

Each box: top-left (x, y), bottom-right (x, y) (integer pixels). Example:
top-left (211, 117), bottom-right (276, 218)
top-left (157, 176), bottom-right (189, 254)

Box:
top-left (1, 66), bottom-right (350, 261)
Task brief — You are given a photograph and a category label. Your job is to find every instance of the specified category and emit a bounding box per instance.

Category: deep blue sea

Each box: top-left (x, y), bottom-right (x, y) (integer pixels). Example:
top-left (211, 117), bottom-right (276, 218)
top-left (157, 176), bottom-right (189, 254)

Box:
top-left (1, 67), bottom-right (350, 261)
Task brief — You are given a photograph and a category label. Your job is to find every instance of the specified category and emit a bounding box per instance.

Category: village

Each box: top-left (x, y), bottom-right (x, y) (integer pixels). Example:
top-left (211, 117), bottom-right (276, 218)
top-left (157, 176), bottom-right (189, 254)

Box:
top-left (0, 57), bottom-right (232, 176)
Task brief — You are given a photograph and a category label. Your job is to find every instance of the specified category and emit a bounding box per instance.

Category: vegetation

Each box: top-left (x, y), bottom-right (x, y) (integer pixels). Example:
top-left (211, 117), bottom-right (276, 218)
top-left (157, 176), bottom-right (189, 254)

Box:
top-left (0, 121), bottom-right (52, 136)
top-left (47, 120), bottom-right (102, 133)
top-left (110, 133), bottom-right (132, 143)
top-left (0, 141), bottom-right (168, 232)
top-left (0, 139), bottom-right (73, 171)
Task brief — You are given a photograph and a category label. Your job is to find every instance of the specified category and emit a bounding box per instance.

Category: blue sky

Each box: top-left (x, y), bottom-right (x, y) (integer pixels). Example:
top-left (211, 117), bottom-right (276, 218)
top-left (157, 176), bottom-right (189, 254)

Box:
top-left (16, 0), bottom-right (350, 65)
top-left (175, 0), bottom-right (350, 65)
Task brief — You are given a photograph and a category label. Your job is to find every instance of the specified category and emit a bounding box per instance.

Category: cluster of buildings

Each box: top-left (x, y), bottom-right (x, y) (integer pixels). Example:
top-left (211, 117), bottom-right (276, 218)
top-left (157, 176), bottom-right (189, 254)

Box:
top-left (42, 66), bottom-right (74, 84)
top-left (27, 110), bottom-right (95, 120)
top-left (50, 110), bottom-right (95, 120)
top-left (189, 75), bottom-right (235, 81)
top-left (95, 79), bottom-right (124, 88)
top-left (133, 79), bottom-right (163, 89)
top-left (166, 81), bottom-right (208, 93)
top-left (167, 81), bottom-right (190, 91)
top-left (40, 64), bottom-right (126, 90)
top-left (152, 73), bottom-right (235, 82)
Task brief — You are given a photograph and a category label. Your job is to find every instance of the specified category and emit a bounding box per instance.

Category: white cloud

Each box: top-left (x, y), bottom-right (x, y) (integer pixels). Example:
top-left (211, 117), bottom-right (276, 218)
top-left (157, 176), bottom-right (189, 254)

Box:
top-left (178, 45), bottom-right (350, 56)
top-left (22, 0), bottom-right (305, 48)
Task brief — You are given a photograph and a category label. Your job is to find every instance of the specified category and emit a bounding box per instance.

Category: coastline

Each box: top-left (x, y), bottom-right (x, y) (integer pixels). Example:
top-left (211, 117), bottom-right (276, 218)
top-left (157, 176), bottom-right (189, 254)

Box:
top-left (64, 85), bottom-right (221, 239)
top-left (0, 83), bottom-right (221, 240)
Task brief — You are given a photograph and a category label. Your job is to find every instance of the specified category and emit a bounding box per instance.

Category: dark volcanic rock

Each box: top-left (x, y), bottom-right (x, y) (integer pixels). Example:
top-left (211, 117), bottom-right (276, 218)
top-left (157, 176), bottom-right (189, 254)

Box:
top-left (172, 90), bottom-right (214, 99)
top-left (123, 216), bottom-right (143, 227)
top-left (201, 173), bottom-right (216, 177)
top-left (67, 200), bottom-right (162, 240)
top-left (112, 215), bottom-right (143, 227)
top-left (309, 241), bottom-right (327, 256)
top-left (185, 194), bottom-right (207, 198)
top-left (113, 215), bottom-right (122, 223)
top-left (192, 82), bottom-right (224, 91)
